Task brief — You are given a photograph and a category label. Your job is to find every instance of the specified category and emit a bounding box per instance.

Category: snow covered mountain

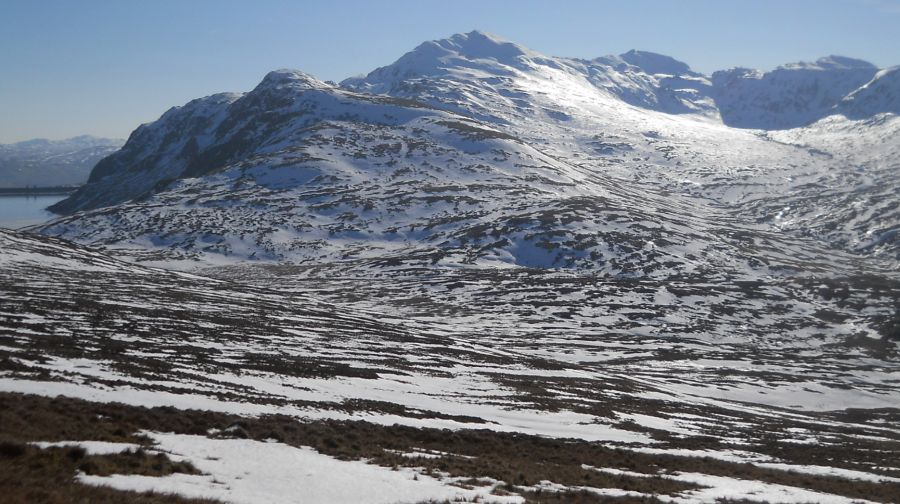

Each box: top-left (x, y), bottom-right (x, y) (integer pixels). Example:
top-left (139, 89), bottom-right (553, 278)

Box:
top-left (711, 56), bottom-right (880, 129)
top-left (341, 31), bottom-right (899, 265)
top-left (36, 68), bottom-right (764, 276)
top-left (344, 31), bottom-right (895, 129)
top-left (342, 31), bottom-right (718, 121)
top-left (5, 31), bottom-right (900, 503)
top-left (26, 33), bottom-right (899, 398)
top-left (0, 135), bottom-right (123, 188)
top-left (39, 31), bottom-right (899, 270)
top-left (838, 65), bottom-right (900, 118)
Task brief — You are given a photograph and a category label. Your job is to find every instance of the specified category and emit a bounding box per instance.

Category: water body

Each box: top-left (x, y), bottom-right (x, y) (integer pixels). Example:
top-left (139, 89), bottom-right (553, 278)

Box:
top-left (0, 195), bottom-right (66, 229)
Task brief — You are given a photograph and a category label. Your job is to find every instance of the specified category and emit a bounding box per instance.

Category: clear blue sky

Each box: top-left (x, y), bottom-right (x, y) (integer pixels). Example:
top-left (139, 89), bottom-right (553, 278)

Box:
top-left (1, 0), bottom-right (898, 143)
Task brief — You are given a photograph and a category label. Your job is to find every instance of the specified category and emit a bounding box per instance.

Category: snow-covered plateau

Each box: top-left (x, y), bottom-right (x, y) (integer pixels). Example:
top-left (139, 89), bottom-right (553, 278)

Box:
top-left (2, 31), bottom-right (899, 503)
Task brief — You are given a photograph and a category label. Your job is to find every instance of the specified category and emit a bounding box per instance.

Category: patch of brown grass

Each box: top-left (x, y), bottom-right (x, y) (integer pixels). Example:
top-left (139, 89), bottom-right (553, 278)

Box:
top-left (0, 441), bottom-right (215, 504)
top-left (2, 391), bottom-right (899, 504)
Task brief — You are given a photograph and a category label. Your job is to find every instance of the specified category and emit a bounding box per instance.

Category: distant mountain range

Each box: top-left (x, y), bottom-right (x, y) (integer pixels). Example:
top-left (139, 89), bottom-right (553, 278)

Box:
top-left (0, 135), bottom-right (123, 188)
top-left (344, 31), bottom-right (898, 128)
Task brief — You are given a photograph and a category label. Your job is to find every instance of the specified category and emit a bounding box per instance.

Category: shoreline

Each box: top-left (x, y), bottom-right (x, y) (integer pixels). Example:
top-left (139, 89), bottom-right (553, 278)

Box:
top-left (0, 187), bottom-right (78, 196)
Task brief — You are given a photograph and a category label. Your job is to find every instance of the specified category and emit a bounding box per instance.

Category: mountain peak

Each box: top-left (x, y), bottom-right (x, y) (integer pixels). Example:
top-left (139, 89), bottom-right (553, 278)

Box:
top-left (442, 30), bottom-right (533, 60)
top-left (780, 56), bottom-right (877, 71)
top-left (340, 30), bottom-right (546, 91)
top-left (401, 29), bottom-right (540, 68)
top-left (256, 69), bottom-right (331, 91)
top-left (815, 55), bottom-right (877, 70)
top-left (618, 49), bottom-right (695, 76)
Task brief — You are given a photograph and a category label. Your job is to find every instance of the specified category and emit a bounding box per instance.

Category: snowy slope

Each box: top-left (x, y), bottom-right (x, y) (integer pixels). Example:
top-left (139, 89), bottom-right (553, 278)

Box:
top-left (3, 229), bottom-right (900, 504)
top-left (23, 32), bottom-right (898, 353)
top-left (343, 31), bottom-right (718, 118)
top-left (26, 69), bottom-right (781, 276)
top-left (37, 32), bottom-right (899, 270)
top-left (342, 31), bottom-right (900, 265)
top-left (838, 66), bottom-right (900, 118)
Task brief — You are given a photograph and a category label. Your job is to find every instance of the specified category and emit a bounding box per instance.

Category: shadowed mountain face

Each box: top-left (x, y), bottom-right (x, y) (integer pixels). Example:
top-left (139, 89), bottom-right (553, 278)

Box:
top-left (839, 66), bottom-right (900, 119)
top-left (710, 57), bottom-right (880, 129)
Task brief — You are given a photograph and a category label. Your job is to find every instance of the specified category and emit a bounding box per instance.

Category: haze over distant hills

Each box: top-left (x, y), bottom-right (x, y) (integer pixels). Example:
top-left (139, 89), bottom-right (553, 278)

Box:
top-left (0, 135), bottom-right (123, 188)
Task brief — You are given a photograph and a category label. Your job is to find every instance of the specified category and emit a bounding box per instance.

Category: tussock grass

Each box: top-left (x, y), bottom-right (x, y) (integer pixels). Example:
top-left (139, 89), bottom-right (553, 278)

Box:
top-left (3, 392), bottom-right (899, 503)
top-left (0, 440), bottom-right (215, 504)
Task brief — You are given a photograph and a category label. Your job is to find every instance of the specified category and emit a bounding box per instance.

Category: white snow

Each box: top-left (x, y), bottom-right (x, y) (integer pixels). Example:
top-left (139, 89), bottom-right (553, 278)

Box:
top-left (78, 431), bottom-right (522, 504)
top-left (32, 440), bottom-right (142, 455)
